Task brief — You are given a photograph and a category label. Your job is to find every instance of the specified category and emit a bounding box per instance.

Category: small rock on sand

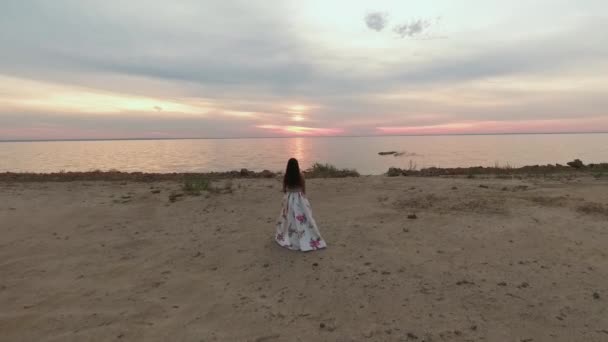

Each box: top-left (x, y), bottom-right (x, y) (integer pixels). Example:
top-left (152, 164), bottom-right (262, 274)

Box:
top-left (407, 214), bottom-right (417, 219)
top-left (456, 280), bottom-right (475, 286)
top-left (407, 332), bottom-right (419, 339)
top-left (254, 334), bottom-right (280, 342)
top-left (168, 193), bottom-right (184, 202)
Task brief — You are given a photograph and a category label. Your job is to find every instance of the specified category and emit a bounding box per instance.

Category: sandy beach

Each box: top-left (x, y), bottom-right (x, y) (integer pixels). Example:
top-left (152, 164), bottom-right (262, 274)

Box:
top-left (1, 174), bottom-right (607, 341)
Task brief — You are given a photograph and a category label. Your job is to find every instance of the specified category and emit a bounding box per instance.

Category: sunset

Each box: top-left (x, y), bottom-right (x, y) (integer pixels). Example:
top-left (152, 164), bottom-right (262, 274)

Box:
top-left (2, 1), bottom-right (607, 140)
top-left (2, 2), bottom-right (608, 341)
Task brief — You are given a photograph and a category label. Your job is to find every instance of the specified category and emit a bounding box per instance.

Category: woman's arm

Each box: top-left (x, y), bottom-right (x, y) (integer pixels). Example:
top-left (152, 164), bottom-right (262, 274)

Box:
top-left (301, 176), bottom-right (306, 195)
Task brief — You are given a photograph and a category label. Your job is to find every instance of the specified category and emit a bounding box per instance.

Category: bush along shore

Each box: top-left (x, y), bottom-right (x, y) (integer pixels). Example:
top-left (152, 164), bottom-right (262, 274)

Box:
top-left (0, 163), bottom-right (360, 182)
top-left (386, 159), bottom-right (608, 177)
top-left (1, 159), bottom-right (606, 182)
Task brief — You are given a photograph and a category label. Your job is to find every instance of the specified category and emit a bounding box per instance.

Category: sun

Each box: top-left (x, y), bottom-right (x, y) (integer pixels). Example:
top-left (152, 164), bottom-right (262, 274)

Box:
top-left (287, 105), bottom-right (307, 114)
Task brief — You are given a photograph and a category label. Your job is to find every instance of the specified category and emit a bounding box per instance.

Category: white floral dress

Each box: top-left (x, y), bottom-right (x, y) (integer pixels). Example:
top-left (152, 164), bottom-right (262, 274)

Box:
top-left (275, 188), bottom-right (327, 252)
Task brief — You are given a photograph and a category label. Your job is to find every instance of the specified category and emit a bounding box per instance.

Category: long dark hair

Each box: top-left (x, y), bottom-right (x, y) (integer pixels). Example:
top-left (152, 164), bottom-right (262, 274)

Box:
top-left (283, 158), bottom-right (303, 189)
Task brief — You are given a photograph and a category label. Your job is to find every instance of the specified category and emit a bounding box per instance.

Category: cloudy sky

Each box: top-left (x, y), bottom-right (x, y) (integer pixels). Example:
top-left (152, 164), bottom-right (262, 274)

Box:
top-left (1, 0), bottom-right (607, 140)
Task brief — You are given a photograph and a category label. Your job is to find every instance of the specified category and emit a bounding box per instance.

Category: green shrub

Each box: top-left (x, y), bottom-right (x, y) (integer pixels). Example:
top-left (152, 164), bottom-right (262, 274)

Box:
top-left (182, 177), bottom-right (210, 195)
top-left (305, 163), bottom-right (359, 178)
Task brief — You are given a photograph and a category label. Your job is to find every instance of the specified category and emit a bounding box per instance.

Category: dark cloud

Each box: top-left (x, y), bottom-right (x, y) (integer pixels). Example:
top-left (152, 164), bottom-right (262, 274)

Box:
top-left (364, 12), bottom-right (388, 32)
top-left (393, 19), bottom-right (431, 38)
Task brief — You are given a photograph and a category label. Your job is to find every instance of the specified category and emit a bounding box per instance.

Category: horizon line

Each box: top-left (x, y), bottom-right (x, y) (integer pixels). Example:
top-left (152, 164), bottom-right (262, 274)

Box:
top-left (1, 131), bottom-right (608, 143)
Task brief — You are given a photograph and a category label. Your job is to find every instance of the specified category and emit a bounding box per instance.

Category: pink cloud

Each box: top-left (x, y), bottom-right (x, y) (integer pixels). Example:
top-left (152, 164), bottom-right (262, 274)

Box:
top-left (377, 123), bottom-right (476, 135)
top-left (256, 124), bottom-right (343, 136)
top-left (377, 117), bottom-right (608, 135)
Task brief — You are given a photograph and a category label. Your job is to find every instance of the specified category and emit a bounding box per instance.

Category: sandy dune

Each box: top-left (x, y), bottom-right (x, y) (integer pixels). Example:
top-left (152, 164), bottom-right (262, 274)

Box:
top-left (1, 175), bottom-right (607, 341)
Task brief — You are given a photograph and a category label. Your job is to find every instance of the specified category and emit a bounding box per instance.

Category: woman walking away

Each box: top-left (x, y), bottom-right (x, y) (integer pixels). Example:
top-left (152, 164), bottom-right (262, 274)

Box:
top-left (275, 158), bottom-right (327, 252)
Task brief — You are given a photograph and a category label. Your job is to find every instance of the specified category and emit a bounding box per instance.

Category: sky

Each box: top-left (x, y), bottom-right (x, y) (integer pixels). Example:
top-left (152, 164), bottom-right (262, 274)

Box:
top-left (1, 0), bottom-right (607, 140)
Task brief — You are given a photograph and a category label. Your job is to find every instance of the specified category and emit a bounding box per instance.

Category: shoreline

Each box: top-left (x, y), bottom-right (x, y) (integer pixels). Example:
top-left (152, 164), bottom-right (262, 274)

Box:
top-left (1, 161), bottom-right (607, 182)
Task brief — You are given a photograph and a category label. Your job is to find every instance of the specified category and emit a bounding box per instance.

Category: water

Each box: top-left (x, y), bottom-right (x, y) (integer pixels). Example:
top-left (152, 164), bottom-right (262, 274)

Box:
top-left (1, 134), bottom-right (607, 175)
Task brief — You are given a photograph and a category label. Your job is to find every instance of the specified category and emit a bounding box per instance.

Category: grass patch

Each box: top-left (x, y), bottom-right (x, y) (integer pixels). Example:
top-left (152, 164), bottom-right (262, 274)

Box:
top-left (528, 196), bottom-right (568, 207)
top-left (305, 163), bottom-right (360, 178)
top-left (181, 177), bottom-right (235, 196)
top-left (182, 177), bottom-right (210, 196)
top-left (577, 202), bottom-right (608, 217)
top-left (393, 194), bottom-right (442, 210)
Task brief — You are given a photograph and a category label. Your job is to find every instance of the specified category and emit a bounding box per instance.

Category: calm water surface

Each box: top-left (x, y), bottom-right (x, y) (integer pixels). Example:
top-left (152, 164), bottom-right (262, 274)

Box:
top-left (1, 134), bottom-right (607, 175)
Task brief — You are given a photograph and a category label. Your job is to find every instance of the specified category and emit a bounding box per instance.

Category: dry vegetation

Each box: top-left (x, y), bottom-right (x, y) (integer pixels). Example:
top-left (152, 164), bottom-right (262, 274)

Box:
top-left (577, 202), bottom-right (608, 218)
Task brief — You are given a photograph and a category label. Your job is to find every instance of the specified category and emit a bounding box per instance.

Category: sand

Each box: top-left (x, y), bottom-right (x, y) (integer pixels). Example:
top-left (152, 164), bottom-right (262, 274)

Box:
top-left (1, 175), bottom-right (607, 341)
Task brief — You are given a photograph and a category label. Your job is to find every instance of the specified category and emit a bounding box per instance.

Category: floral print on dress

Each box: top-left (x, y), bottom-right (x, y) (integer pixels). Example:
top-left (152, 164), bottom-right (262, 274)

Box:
top-left (309, 238), bottom-right (322, 250)
top-left (274, 190), bottom-right (326, 252)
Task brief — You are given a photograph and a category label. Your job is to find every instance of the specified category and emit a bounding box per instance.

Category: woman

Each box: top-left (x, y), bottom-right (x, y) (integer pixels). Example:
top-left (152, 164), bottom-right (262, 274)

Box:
top-left (275, 158), bottom-right (327, 251)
